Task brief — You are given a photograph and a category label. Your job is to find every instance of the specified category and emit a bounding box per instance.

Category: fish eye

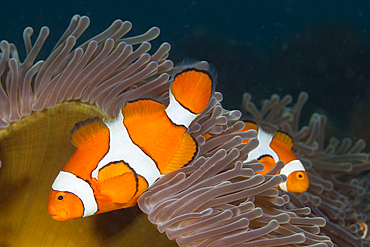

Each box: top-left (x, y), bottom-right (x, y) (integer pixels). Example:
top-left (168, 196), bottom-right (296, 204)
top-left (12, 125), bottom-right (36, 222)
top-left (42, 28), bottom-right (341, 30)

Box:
top-left (55, 192), bottom-right (66, 203)
top-left (296, 171), bottom-right (304, 180)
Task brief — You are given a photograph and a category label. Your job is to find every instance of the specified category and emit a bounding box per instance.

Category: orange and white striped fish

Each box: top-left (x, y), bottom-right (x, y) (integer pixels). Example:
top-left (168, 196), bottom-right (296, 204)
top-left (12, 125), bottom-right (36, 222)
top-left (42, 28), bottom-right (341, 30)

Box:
top-left (242, 121), bottom-right (309, 193)
top-left (48, 60), bottom-right (217, 221)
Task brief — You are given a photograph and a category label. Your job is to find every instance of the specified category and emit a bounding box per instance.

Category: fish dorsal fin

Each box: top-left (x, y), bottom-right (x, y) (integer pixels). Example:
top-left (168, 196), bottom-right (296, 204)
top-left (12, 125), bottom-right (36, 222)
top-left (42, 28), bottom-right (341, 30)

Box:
top-left (122, 99), bottom-right (166, 121)
top-left (160, 132), bottom-right (197, 174)
top-left (171, 67), bottom-right (215, 114)
top-left (122, 98), bottom-right (192, 176)
top-left (98, 161), bottom-right (140, 204)
top-left (237, 121), bottom-right (259, 144)
top-left (70, 117), bottom-right (109, 148)
top-left (241, 121), bottom-right (258, 132)
top-left (272, 131), bottom-right (293, 149)
top-left (98, 161), bottom-right (133, 182)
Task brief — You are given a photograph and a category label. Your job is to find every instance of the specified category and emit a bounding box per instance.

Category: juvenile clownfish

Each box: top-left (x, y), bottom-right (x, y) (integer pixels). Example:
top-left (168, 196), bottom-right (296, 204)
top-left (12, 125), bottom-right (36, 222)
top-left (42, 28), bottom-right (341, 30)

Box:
top-left (48, 60), bottom-right (217, 221)
top-left (241, 121), bottom-right (309, 193)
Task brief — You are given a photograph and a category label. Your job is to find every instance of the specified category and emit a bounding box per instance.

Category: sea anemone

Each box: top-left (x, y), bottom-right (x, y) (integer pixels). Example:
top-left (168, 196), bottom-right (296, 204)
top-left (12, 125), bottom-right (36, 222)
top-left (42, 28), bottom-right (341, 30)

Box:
top-left (138, 91), bottom-right (370, 246)
top-left (138, 93), bottom-right (332, 246)
top-left (1, 14), bottom-right (368, 247)
top-left (241, 92), bottom-right (370, 246)
top-left (0, 15), bottom-right (176, 246)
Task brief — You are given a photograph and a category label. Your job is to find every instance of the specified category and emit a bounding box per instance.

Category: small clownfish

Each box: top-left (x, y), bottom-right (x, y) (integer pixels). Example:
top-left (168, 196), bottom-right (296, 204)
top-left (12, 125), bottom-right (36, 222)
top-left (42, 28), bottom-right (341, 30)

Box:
top-left (48, 60), bottom-right (217, 221)
top-left (241, 121), bottom-right (309, 193)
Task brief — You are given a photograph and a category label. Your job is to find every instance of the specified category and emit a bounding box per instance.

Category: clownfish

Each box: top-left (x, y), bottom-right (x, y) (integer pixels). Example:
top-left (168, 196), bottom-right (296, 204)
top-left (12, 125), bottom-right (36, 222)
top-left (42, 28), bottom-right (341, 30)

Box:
top-left (241, 121), bottom-right (309, 193)
top-left (48, 60), bottom-right (217, 221)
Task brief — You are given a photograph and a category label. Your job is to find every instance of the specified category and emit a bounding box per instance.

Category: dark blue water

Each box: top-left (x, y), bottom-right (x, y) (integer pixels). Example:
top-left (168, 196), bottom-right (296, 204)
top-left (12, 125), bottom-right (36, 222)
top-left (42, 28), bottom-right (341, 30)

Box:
top-left (2, 0), bottom-right (370, 142)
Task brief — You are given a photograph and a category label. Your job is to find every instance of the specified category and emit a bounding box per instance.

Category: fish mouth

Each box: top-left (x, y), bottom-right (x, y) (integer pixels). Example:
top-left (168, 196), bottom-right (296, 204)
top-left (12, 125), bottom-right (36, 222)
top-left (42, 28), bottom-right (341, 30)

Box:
top-left (50, 214), bottom-right (67, 222)
top-left (48, 210), bottom-right (68, 221)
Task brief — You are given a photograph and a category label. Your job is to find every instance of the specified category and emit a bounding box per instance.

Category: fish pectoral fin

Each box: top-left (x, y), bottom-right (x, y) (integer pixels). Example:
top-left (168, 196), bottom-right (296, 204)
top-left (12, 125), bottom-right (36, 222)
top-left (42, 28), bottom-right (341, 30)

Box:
top-left (99, 172), bottom-right (138, 204)
top-left (98, 161), bottom-right (133, 182)
top-left (256, 155), bottom-right (276, 175)
top-left (162, 133), bottom-right (197, 174)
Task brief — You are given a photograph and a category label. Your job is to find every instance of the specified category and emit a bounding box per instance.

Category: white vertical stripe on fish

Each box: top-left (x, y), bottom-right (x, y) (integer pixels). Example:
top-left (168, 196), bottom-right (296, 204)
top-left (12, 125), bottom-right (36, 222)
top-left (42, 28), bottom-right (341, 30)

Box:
top-left (165, 89), bottom-right (198, 128)
top-left (245, 127), bottom-right (279, 162)
top-left (52, 171), bottom-right (98, 217)
top-left (91, 111), bottom-right (162, 187)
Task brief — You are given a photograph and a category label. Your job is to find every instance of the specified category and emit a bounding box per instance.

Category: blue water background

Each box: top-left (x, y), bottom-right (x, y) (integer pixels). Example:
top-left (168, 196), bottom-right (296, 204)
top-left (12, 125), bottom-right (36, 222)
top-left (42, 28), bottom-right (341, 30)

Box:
top-left (1, 0), bottom-right (370, 142)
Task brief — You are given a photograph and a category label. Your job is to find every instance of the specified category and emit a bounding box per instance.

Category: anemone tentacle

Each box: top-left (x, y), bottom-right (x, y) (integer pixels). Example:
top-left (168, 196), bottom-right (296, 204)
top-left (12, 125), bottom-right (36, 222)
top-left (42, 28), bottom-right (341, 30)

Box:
top-left (0, 15), bottom-right (173, 129)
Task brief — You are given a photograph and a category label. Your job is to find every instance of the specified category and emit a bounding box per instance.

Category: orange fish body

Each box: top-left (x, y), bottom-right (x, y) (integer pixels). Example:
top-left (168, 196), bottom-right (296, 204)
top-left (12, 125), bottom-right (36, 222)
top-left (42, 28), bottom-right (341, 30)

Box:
top-left (240, 121), bottom-right (309, 193)
top-left (48, 60), bottom-right (217, 221)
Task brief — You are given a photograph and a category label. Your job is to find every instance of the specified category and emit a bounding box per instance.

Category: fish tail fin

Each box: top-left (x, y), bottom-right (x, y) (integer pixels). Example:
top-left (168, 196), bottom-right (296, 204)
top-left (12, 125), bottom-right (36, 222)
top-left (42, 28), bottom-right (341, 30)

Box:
top-left (171, 59), bottom-right (218, 114)
top-left (165, 59), bottom-right (217, 127)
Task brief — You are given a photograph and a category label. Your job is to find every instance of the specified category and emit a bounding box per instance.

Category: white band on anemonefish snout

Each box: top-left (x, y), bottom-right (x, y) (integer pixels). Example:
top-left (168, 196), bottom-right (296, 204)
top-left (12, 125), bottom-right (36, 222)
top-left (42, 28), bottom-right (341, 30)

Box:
top-left (278, 160), bottom-right (306, 192)
top-left (52, 171), bottom-right (98, 217)
top-left (165, 89), bottom-right (198, 128)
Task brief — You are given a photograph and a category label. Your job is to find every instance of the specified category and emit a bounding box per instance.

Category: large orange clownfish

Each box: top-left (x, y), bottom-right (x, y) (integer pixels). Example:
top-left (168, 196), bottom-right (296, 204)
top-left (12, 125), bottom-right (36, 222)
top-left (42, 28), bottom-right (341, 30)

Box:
top-left (241, 121), bottom-right (309, 193)
top-left (48, 60), bottom-right (217, 221)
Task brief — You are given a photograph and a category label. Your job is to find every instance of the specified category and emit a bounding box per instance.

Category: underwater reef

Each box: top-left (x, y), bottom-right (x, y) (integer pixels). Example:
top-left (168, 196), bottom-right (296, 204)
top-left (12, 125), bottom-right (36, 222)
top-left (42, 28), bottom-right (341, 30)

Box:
top-left (0, 15), bottom-right (369, 246)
